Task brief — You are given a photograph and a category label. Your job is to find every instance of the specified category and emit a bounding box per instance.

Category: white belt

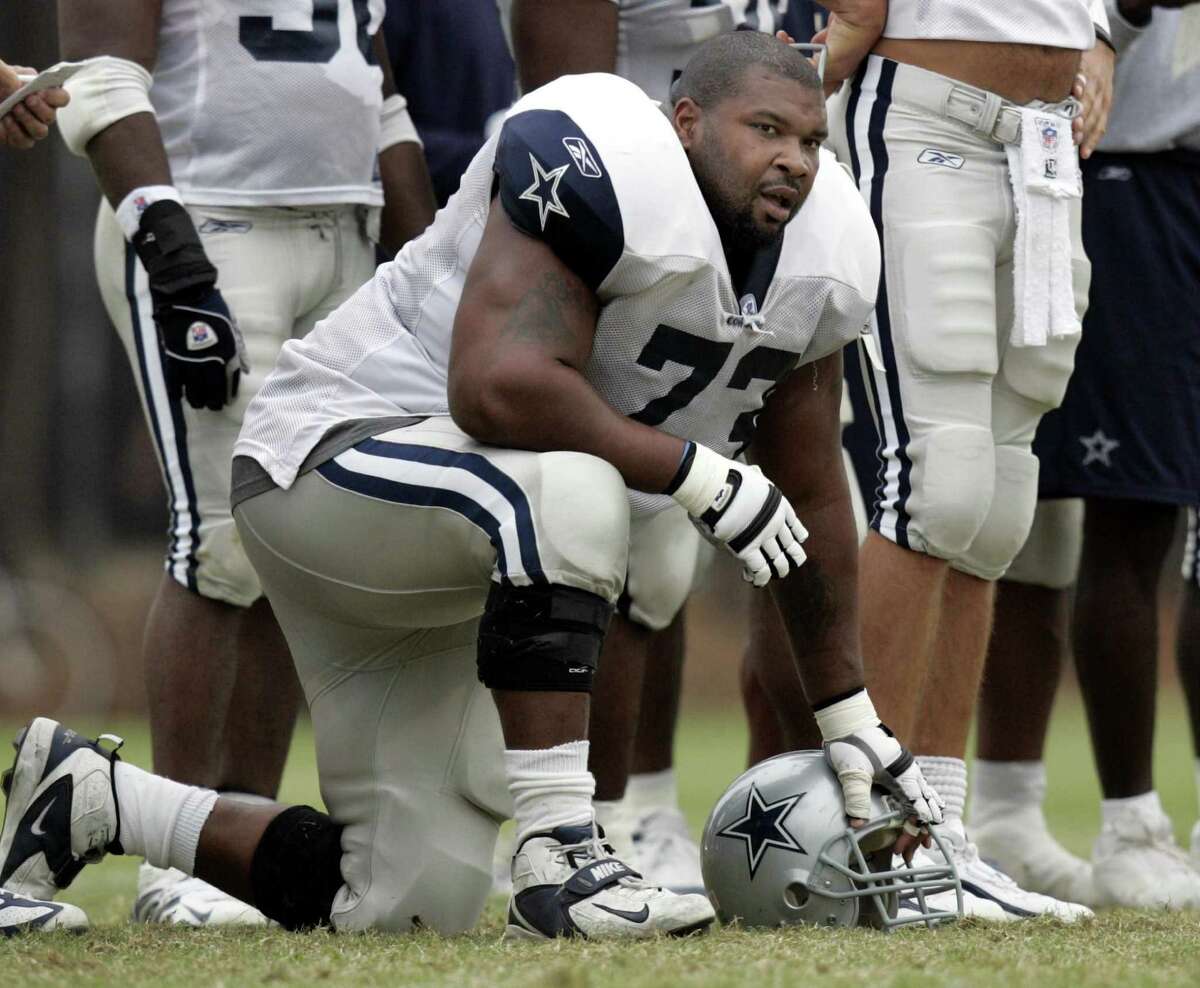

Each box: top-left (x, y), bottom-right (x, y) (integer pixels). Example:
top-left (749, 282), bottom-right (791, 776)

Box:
top-left (885, 59), bottom-right (1034, 146)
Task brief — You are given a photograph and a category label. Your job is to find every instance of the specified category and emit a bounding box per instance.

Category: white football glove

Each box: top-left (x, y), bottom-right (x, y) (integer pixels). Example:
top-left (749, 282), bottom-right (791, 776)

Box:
top-left (666, 442), bottom-right (807, 587)
top-left (814, 688), bottom-right (944, 825)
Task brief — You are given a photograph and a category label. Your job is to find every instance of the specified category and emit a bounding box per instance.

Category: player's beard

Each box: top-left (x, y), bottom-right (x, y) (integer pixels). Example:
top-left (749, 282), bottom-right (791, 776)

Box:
top-left (690, 132), bottom-right (784, 255)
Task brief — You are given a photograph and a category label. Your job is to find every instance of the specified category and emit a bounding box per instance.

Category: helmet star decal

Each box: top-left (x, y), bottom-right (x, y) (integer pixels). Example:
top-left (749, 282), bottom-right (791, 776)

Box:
top-left (716, 784), bottom-right (806, 879)
top-left (519, 153), bottom-right (571, 230)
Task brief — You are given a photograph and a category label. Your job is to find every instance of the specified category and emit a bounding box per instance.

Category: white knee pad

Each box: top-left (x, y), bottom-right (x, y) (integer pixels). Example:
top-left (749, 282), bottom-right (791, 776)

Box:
top-left (624, 506), bottom-right (704, 631)
top-left (1004, 498), bottom-right (1083, 589)
top-left (532, 451), bottom-right (630, 605)
top-left (907, 425), bottom-right (995, 560)
top-left (953, 446), bottom-right (1040, 581)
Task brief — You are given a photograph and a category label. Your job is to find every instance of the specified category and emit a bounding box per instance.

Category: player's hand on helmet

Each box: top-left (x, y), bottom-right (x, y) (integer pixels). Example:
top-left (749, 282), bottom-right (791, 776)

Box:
top-left (666, 441), bottom-right (808, 587)
top-left (814, 688), bottom-right (944, 831)
top-left (132, 200), bottom-right (248, 411)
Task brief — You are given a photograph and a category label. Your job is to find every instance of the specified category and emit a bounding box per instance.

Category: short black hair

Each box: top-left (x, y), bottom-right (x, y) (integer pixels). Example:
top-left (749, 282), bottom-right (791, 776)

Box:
top-left (671, 30), bottom-right (822, 108)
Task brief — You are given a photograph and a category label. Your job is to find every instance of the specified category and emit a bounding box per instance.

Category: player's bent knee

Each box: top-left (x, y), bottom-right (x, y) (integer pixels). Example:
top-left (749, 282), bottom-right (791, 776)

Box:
top-left (477, 582), bottom-right (613, 693)
top-left (953, 446), bottom-right (1041, 581)
top-left (533, 451), bottom-right (629, 602)
top-left (249, 806), bottom-right (345, 931)
top-left (908, 425), bottom-right (995, 558)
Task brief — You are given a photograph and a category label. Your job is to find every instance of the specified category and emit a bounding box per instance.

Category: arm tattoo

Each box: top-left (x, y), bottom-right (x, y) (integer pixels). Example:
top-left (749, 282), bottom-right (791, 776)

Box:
top-left (500, 269), bottom-right (590, 348)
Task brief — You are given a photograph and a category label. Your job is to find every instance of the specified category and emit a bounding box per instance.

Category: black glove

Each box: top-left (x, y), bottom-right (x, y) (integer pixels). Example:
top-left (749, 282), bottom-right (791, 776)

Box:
top-left (132, 201), bottom-right (247, 411)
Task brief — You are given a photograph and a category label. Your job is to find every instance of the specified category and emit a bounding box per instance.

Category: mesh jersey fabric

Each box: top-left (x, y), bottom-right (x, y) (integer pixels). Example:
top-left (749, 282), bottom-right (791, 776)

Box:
top-left (152, 0), bottom-right (385, 206)
top-left (884, 0), bottom-right (1095, 48)
top-left (234, 73), bottom-right (880, 516)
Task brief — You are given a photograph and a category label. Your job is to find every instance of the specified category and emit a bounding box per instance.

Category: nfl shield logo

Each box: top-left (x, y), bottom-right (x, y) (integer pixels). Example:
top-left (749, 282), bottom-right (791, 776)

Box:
top-left (1036, 117), bottom-right (1059, 151)
top-left (740, 294), bottom-right (758, 317)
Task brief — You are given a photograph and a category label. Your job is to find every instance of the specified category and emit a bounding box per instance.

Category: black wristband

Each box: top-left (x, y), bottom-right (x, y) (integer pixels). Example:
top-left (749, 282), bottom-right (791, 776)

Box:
top-left (662, 441), bottom-right (696, 496)
top-left (1094, 22), bottom-right (1116, 51)
top-left (131, 200), bottom-right (218, 299)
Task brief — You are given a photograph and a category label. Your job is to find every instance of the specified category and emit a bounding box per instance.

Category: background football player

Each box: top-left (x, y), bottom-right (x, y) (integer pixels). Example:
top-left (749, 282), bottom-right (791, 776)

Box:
top-left (747, 0), bottom-right (1117, 921)
top-left (51, 0), bottom-right (435, 924)
top-left (972, 0), bottom-right (1200, 910)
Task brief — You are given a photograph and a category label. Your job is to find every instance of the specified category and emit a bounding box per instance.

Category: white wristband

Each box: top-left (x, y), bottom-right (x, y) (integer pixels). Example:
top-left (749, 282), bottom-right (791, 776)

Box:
top-left (378, 93), bottom-right (422, 152)
top-left (115, 184), bottom-right (184, 240)
top-left (668, 442), bottom-right (729, 517)
top-left (814, 689), bottom-right (879, 741)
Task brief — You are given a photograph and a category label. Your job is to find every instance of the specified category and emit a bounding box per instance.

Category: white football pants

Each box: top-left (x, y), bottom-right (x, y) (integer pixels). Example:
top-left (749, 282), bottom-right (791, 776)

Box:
top-left (95, 201), bottom-right (376, 605)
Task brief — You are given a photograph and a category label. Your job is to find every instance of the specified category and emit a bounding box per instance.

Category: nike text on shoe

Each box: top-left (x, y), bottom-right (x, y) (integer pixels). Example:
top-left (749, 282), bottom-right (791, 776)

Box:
top-left (133, 864), bottom-right (269, 926)
top-left (504, 824), bottom-right (714, 940)
top-left (0, 718), bottom-right (123, 900)
top-left (0, 886), bottom-right (88, 935)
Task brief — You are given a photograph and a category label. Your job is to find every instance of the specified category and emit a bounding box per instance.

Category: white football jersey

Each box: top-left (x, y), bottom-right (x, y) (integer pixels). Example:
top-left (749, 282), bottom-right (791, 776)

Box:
top-left (235, 73), bottom-right (879, 516)
top-left (152, 0), bottom-right (385, 206)
top-left (884, 0), bottom-right (1095, 49)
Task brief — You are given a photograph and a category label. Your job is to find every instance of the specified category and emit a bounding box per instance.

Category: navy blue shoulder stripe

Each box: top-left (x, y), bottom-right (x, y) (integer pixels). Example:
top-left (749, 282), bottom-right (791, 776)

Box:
top-left (495, 108), bottom-right (624, 293)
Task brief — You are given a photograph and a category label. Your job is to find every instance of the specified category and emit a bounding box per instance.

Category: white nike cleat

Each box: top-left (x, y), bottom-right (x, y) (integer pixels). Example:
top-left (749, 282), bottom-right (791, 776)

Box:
top-left (0, 887), bottom-right (88, 935)
top-left (898, 846), bottom-right (1008, 922)
top-left (133, 864), bottom-right (269, 926)
top-left (925, 821), bottom-right (1093, 922)
top-left (628, 808), bottom-right (705, 895)
top-left (504, 823), bottom-right (714, 940)
top-left (972, 807), bottom-right (1096, 906)
top-left (1093, 803), bottom-right (1200, 910)
top-left (0, 718), bottom-right (122, 900)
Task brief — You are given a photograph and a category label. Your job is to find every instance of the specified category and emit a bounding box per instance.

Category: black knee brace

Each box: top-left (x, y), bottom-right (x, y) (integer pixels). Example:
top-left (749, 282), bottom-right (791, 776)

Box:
top-left (249, 806), bottom-right (344, 931)
top-left (477, 583), bottom-right (612, 692)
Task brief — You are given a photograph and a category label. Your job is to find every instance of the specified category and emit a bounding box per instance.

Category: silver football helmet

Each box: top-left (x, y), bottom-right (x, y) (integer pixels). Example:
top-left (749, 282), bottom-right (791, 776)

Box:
top-left (701, 750), bottom-right (962, 931)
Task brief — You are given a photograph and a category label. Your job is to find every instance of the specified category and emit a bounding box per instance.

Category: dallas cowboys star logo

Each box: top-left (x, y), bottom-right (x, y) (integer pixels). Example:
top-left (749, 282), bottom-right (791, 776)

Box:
top-left (519, 153), bottom-right (571, 230)
top-left (1080, 429), bottom-right (1120, 467)
top-left (716, 785), bottom-right (806, 879)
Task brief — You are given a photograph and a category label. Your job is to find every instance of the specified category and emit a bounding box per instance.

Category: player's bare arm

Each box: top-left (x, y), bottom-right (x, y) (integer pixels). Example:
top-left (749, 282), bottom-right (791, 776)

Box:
top-left (752, 349), bottom-right (861, 706)
top-left (58, 0), bottom-right (170, 203)
top-left (449, 200), bottom-right (687, 495)
top-left (751, 346), bottom-right (943, 841)
top-left (373, 31), bottom-right (435, 255)
top-left (59, 0), bottom-right (244, 411)
top-left (510, 0), bottom-right (618, 90)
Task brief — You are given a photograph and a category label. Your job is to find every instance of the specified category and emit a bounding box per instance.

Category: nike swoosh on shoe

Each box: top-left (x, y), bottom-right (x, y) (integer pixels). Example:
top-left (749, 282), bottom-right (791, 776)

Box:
top-left (593, 903), bottom-right (649, 923)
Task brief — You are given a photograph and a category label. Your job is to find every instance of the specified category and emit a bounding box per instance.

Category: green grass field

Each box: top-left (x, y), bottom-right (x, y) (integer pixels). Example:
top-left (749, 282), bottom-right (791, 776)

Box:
top-left (5, 690), bottom-right (1200, 987)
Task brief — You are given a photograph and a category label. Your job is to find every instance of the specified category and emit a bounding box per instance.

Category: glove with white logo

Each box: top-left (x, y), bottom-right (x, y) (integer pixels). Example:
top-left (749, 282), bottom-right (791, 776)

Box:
top-left (814, 688), bottom-right (944, 826)
top-left (132, 201), bottom-right (246, 411)
top-left (665, 441), bottom-right (808, 587)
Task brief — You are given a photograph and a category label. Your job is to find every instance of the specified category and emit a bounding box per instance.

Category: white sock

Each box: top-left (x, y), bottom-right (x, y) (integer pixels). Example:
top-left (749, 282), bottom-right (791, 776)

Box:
top-left (593, 798), bottom-right (635, 855)
top-left (114, 761), bottom-right (218, 874)
top-left (970, 760), bottom-right (1046, 826)
top-left (1101, 789), bottom-right (1163, 827)
top-left (505, 741), bottom-right (594, 843)
top-left (917, 755), bottom-right (967, 824)
top-left (624, 768), bottom-right (679, 816)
